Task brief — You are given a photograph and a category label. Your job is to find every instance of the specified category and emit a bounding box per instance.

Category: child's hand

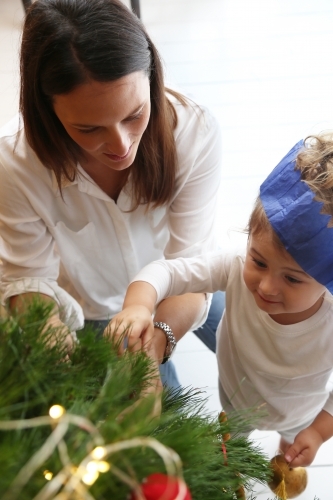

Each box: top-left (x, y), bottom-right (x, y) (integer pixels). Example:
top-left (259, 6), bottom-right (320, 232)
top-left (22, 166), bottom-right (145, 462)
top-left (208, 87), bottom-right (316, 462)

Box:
top-left (103, 305), bottom-right (155, 355)
top-left (104, 306), bottom-right (162, 418)
top-left (284, 426), bottom-right (323, 467)
top-left (285, 410), bottom-right (333, 467)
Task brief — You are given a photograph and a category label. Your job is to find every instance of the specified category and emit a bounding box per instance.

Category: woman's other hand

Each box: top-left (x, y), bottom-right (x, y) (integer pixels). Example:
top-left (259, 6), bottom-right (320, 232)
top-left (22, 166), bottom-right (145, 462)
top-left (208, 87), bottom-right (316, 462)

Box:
top-left (43, 313), bottom-right (75, 355)
top-left (10, 292), bottom-right (75, 355)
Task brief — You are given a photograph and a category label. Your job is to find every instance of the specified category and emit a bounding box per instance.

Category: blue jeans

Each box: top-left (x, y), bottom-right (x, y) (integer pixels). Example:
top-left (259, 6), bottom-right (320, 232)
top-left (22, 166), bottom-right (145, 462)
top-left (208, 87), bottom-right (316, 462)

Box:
top-left (192, 290), bottom-right (224, 353)
top-left (84, 291), bottom-right (225, 390)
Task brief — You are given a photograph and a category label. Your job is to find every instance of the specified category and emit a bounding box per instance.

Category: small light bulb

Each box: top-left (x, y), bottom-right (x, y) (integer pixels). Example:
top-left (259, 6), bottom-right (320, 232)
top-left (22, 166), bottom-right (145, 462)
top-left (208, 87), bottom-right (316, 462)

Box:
top-left (97, 461), bottom-right (110, 473)
top-left (91, 446), bottom-right (106, 460)
top-left (49, 405), bottom-right (65, 419)
top-left (86, 459), bottom-right (110, 474)
top-left (86, 461), bottom-right (99, 473)
top-left (82, 470), bottom-right (99, 485)
top-left (43, 470), bottom-right (53, 481)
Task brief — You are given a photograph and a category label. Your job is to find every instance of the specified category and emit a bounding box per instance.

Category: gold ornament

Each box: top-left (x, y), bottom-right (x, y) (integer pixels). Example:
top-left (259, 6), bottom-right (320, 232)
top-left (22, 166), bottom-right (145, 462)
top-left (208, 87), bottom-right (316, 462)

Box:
top-left (268, 454), bottom-right (307, 499)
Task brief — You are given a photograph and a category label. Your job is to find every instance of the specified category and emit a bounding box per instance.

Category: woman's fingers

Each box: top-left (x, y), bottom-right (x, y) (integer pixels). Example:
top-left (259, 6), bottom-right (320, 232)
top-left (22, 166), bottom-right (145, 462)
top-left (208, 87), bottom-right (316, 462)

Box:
top-left (42, 315), bottom-right (75, 361)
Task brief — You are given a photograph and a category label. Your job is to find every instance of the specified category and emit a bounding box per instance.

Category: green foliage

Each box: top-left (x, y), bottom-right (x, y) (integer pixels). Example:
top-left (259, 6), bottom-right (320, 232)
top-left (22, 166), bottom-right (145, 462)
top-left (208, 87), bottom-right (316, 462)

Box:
top-left (0, 301), bottom-right (272, 499)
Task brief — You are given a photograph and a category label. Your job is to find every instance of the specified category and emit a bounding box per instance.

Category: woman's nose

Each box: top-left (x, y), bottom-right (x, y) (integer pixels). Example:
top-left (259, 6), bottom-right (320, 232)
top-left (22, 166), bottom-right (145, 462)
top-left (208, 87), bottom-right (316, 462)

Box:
top-left (105, 127), bottom-right (131, 156)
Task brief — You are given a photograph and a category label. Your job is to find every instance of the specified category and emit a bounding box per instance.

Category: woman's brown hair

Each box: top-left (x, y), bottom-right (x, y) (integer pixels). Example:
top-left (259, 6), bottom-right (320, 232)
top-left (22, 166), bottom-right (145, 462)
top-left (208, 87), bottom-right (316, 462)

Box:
top-left (20, 0), bottom-right (185, 208)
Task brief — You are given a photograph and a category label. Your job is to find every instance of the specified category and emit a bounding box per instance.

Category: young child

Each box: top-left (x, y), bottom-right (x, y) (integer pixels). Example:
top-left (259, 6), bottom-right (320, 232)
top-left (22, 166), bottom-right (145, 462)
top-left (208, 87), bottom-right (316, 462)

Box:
top-left (109, 135), bottom-right (333, 468)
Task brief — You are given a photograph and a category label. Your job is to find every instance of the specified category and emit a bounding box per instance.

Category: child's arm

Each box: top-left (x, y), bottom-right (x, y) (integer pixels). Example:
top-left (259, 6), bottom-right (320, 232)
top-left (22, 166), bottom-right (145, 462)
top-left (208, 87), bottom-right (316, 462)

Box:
top-left (104, 281), bottom-right (206, 360)
top-left (284, 410), bottom-right (333, 467)
top-left (105, 252), bottom-right (227, 356)
top-left (104, 281), bottom-right (158, 354)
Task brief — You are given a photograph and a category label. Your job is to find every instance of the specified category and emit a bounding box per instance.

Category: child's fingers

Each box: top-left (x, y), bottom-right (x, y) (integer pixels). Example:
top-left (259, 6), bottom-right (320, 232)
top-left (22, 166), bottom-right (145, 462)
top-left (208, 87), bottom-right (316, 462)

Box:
top-left (103, 320), bottom-right (130, 354)
top-left (284, 444), bottom-right (301, 464)
top-left (285, 427), bottom-right (323, 467)
top-left (103, 312), bottom-right (154, 355)
top-left (287, 447), bottom-right (314, 467)
top-left (124, 321), bottom-right (154, 353)
top-left (127, 334), bottom-right (143, 353)
top-left (285, 441), bottom-right (315, 467)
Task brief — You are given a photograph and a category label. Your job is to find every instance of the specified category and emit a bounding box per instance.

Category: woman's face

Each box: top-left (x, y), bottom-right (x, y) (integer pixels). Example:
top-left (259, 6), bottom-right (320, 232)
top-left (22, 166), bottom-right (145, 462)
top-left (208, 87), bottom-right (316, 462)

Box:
top-left (53, 72), bottom-right (151, 173)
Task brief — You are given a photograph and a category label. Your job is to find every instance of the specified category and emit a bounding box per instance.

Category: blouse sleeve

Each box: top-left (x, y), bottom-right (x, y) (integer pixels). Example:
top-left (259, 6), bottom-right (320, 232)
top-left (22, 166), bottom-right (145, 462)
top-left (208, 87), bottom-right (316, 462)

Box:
top-left (0, 127), bottom-right (84, 330)
top-left (164, 101), bottom-right (222, 259)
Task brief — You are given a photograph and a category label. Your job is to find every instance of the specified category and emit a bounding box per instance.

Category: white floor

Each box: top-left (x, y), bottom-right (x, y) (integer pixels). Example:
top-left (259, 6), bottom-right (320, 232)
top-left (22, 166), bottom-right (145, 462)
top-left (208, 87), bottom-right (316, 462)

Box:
top-left (2, 0), bottom-right (333, 498)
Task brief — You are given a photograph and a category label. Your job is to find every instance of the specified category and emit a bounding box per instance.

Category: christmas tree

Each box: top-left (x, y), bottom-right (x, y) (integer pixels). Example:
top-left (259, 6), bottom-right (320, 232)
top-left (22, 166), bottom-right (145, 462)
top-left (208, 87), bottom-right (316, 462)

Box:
top-left (0, 299), bottom-right (273, 499)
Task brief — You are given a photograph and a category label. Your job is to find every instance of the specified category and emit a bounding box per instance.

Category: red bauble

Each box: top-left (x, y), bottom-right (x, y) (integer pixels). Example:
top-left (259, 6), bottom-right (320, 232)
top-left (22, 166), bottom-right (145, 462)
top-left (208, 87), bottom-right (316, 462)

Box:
top-left (131, 473), bottom-right (192, 500)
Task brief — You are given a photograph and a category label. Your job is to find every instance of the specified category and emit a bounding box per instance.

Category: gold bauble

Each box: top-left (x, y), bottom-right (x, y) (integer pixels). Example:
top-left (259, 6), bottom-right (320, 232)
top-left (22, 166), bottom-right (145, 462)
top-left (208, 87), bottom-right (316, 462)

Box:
top-left (268, 454), bottom-right (307, 499)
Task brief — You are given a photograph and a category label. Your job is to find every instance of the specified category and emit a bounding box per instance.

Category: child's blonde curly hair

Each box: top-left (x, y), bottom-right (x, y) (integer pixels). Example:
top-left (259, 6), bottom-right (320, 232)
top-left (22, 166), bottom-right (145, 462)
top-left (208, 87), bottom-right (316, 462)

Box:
top-left (248, 132), bottom-right (333, 238)
top-left (296, 133), bottom-right (333, 225)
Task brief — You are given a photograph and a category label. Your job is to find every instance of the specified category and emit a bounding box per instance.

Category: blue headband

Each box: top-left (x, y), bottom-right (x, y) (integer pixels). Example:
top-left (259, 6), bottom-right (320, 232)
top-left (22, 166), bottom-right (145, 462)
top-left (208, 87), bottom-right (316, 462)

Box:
top-left (260, 140), bottom-right (333, 293)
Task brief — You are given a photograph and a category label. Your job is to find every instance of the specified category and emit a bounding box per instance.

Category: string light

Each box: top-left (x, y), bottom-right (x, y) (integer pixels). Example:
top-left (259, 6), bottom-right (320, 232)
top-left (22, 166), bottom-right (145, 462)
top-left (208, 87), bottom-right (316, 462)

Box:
top-left (86, 460), bottom-right (110, 473)
top-left (1, 411), bottom-right (183, 498)
top-left (82, 470), bottom-right (99, 485)
top-left (91, 446), bottom-right (106, 460)
top-left (49, 404), bottom-right (65, 419)
top-left (97, 461), bottom-right (110, 473)
top-left (86, 461), bottom-right (99, 473)
top-left (43, 470), bottom-right (53, 481)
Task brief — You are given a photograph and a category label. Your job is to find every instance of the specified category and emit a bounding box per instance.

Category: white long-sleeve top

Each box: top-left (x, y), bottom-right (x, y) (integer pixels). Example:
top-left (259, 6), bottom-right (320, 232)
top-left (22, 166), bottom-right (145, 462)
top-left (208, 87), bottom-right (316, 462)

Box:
top-left (133, 251), bottom-right (333, 433)
top-left (0, 98), bottom-right (221, 330)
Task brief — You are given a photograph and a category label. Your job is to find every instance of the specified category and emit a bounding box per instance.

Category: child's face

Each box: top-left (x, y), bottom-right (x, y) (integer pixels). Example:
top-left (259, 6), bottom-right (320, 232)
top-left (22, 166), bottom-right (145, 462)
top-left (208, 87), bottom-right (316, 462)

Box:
top-left (243, 231), bottom-right (326, 324)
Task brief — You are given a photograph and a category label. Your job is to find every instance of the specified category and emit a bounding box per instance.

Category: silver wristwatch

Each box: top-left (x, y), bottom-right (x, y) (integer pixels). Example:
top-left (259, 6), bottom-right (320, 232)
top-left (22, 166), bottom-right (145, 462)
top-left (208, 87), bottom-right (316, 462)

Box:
top-left (154, 321), bottom-right (177, 364)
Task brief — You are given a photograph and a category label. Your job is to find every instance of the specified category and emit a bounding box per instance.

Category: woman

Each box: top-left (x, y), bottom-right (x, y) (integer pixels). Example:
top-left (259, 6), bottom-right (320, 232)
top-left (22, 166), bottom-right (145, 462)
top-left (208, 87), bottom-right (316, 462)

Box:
top-left (0, 0), bottom-right (223, 387)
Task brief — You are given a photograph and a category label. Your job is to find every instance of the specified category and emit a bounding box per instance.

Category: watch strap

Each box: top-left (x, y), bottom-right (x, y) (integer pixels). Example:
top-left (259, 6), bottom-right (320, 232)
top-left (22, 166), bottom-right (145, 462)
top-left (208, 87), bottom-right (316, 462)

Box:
top-left (153, 321), bottom-right (177, 364)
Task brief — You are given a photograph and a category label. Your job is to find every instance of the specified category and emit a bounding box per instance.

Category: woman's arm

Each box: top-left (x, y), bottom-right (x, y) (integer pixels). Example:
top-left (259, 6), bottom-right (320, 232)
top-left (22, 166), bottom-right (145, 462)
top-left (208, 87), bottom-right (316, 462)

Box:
top-left (158, 104), bottom-right (222, 350)
top-left (166, 103), bottom-right (222, 258)
top-left (152, 293), bottom-right (206, 361)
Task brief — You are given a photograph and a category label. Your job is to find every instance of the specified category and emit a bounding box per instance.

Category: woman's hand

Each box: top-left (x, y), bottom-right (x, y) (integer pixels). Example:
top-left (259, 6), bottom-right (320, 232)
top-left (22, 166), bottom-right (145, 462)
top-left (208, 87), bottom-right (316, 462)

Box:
top-left (10, 293), bottom-right (75, 355)
top-left (103, 305), bottom-right (155, 355)
top-left (43, 313), bottom-right (75, 355)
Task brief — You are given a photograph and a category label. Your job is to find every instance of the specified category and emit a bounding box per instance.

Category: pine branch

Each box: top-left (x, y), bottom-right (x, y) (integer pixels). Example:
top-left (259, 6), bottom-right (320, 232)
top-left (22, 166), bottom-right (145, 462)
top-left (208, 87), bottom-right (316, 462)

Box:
top-left (0, 301), bottom-right (273, 499)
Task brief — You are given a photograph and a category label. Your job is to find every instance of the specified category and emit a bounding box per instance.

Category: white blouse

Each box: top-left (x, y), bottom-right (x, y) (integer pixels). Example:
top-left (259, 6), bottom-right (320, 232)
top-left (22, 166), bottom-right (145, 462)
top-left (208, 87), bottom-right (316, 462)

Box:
top-left (0, 98), bottom-right (222, 330)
